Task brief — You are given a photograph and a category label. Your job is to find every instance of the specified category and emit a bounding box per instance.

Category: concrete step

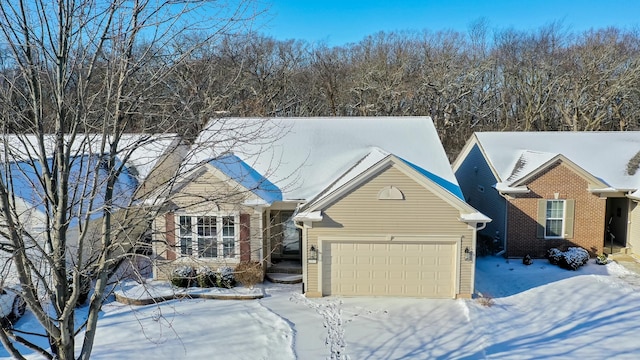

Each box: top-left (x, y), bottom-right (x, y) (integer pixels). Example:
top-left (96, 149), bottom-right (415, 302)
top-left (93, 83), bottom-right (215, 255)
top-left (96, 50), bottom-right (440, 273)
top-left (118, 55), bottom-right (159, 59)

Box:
top-left (265, 273), bottom-right (302, 284)
top-left (266, 261), bottom-right (302, 274)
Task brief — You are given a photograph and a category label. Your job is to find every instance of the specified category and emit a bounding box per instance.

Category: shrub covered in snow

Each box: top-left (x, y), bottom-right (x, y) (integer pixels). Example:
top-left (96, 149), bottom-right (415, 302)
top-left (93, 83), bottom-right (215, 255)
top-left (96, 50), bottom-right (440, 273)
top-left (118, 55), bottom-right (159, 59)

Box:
top-left (522, 254), bottom-right (533, 265)
top-left (197, 267), bottom-right (217, 288)
top-left (216, 266), bottom-right (236, 289)
top-left (234, 261), bottom-right (263, 289)
top-left (171, 265), bottom-right (196, 288)
top-left (0, 286), bottom-right (26, 327)
top-left (547, 248), bottom-right (563, 265)
top-left (547, 247), bottom-right (590, 270)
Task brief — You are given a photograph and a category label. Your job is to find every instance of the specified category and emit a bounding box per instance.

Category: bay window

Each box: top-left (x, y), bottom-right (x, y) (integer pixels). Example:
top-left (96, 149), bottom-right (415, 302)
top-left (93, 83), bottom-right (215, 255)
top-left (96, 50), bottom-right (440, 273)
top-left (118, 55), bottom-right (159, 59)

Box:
top-left (177, 214), bottom-right (239, 258)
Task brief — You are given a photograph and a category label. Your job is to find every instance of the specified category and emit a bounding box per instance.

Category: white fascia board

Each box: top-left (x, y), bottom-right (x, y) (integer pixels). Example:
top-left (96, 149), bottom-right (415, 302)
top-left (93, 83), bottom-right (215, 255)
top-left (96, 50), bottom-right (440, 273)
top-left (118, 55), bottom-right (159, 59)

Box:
top-left (589, 187), bottom-right (634, 193)
top-left (494, 182), bottom-right (530, 194)
top-left (626, 190), bottom-right (640, 201)
top-left (459, 212), bottom-right (492, 223)
top-left (293, 210), bottom-right (323, 223)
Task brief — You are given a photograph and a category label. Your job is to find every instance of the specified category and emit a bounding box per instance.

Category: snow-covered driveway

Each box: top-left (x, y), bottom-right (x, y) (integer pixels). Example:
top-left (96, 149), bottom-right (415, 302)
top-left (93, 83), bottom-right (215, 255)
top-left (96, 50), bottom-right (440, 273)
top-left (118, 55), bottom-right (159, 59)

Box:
top-left (4, 257), bottom-right (640, 359)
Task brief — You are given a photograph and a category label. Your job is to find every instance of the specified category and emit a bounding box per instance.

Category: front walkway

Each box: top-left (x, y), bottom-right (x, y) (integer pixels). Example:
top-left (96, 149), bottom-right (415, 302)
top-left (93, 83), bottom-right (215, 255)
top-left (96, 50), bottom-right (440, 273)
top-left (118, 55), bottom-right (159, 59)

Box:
top-left (608, 253), bottom-right (640, 288)
top-left (113, 280), bottom-right (264, 305)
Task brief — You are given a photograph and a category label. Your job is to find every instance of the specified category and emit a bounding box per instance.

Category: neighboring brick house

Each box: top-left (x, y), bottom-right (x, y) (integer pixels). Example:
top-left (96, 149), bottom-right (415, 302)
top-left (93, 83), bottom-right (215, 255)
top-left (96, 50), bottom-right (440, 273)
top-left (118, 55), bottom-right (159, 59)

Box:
top-left (452, 132), bottom-right (640, 258)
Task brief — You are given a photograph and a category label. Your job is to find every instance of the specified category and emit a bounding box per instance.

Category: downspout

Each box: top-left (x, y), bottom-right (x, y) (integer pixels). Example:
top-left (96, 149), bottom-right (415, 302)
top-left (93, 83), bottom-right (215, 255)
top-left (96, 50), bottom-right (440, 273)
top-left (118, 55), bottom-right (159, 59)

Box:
top-left (494, 191), bottom-right (511, 257)
top-left (503, 196), bottom-right (508, 256)
top-left (626, 193), bottom-right (632, 250)
top-left (294, 221), bottom-right (306, 294)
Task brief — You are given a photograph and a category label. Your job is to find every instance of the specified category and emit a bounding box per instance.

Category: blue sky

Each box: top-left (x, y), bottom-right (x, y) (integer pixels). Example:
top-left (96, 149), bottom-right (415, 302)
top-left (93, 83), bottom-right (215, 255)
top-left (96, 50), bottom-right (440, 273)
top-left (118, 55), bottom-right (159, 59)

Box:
top-left (257, 0), bottom-right (640, 46)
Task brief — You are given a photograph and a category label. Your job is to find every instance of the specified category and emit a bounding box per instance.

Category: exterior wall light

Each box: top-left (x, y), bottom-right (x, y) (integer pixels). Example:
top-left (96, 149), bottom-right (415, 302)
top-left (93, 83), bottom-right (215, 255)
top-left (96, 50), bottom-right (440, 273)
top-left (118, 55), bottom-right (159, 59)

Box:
top-left (308, 245), bottom-right (318, 264)
top-left (464, 247), bottom-right (473, 261)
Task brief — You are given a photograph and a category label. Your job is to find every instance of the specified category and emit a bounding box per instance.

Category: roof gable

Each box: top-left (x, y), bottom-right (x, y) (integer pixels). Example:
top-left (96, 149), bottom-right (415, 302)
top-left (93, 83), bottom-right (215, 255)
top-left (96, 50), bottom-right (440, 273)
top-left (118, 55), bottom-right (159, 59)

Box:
top-left (192, 117), bottom-right (461, 202)
top-left (504, 150), bottom-right (558, 185)
top-left (301, 154), bottom-right (483, 221)
top-left (473, 131), bottom-right (640, 191)
top-left (207, 153), bottom-right (282, 205)
top-left (509, 154), bottom-right (609, 188)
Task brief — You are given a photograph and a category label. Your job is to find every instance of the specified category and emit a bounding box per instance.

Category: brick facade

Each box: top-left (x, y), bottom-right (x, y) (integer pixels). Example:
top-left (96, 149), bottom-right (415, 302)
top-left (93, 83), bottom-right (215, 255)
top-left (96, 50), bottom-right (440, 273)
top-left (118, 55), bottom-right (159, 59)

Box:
top-left (506, 161), bottom-right (606, 257)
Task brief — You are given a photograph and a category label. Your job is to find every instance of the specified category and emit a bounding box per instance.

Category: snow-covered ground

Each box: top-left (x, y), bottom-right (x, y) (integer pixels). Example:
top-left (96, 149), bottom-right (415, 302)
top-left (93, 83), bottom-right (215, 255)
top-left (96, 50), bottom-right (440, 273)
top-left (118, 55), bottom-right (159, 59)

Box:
top-left (3, 256), bottom-right (640, 359)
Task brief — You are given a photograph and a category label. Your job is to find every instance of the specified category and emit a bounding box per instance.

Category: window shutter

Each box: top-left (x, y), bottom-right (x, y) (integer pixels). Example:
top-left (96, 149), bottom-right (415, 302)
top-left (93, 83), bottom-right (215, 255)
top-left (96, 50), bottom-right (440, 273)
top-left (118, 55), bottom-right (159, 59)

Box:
top-left (165, 212), bottom-right (176, 260)
top-left (564, 199), bottom-right (575, 239)
top-left (536, 199), bottom-right (546, 239)
top-left (240, 214), bottom-right (251, 262)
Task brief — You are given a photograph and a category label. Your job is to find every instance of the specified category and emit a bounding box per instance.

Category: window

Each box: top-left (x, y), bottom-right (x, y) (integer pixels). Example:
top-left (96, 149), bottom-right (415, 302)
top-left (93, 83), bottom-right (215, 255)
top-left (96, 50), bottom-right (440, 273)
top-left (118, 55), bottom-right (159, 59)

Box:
top-left (179, 216), bottom-right (193, 255)
top-left (222, 217), bottom-right (235, 257)
top-left (197, 216), bottom-right (216, 258)
top-left (178, 215), bottom-right (239, 258)
top-left (545, 200), bottom-right (565, 238)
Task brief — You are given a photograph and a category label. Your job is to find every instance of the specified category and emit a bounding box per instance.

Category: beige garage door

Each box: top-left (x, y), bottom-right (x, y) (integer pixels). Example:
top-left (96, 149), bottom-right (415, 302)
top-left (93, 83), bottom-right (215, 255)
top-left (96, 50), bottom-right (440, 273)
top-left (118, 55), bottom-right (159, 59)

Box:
top-left (322, 241), bottom-right (456, 298)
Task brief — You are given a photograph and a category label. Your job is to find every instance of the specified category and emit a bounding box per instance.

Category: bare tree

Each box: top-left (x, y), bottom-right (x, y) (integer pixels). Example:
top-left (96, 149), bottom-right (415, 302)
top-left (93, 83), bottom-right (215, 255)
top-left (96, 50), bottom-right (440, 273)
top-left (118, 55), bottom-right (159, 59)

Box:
top-left (0, 0), bottom-right (260, 359)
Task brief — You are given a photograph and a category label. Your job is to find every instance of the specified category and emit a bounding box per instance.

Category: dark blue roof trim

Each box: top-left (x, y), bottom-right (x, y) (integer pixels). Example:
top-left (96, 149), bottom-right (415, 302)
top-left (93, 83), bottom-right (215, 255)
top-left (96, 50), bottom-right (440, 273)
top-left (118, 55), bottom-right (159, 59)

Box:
top-left (208, 153), bottom-right (282, 204)
top-left (399, 157), bottom-right (465, 200)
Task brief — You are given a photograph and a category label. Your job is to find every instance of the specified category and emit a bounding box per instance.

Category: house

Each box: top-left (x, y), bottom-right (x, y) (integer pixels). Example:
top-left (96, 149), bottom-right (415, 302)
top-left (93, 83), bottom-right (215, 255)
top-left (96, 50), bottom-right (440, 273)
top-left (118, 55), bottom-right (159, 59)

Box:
top-left (151, 117), bottom-right (489, 299)
top-left (0, 134), bottom-right (182, 259)
top-left (452, 131), bottom-right (640, 259)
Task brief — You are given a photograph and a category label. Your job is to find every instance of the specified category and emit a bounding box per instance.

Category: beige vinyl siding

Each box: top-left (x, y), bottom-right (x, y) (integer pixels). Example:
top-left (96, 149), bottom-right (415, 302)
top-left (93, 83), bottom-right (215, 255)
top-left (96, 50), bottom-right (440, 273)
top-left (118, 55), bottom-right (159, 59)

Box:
top-left (318, 165), bottom-right (470, 235)
top-left (628, 201), bottom-right (640, 254)
top-left (306, 164), bottom-right (475, 297)
top-left (153, 167), bottom-right (264, 279)
top-left (171, 169), bottom-right (254, 213)
top-left (135, 141), bottom-right (186, 199)
top-left (249, 212), bottom-right (262, 262)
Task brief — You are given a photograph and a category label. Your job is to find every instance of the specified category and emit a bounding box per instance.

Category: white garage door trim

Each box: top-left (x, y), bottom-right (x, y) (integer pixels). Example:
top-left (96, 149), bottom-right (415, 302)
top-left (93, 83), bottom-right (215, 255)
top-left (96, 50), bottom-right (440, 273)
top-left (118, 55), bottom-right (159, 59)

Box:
top-left (318, 235), bottom-right (461, 298)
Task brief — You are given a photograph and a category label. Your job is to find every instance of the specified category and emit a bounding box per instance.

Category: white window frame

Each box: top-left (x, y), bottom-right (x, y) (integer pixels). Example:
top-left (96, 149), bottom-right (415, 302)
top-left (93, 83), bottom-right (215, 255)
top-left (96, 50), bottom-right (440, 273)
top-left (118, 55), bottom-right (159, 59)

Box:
top-left (545, 200), bottom-right (565, 239)
top-left (176, 213), bottom-right (240, 259)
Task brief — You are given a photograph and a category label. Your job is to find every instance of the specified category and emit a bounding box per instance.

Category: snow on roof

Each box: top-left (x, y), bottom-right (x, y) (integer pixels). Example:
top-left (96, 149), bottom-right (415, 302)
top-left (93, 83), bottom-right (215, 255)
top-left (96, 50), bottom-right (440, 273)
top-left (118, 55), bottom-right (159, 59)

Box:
top-left (0, 133), bottom-right (180, 181)
top-left (475, 132), bottom-right (640, 190)
top-left (208, 153), bottom-right (282, 205)
top-left (459, 211), bottom-right (492, 222)
top-left (192, 117), bottom-right (461, 201)
top-left (0, 133), bottom-right (180, 220)
top-left (3, 155), bottom-right (138, 219)
top-left (305, 147), bottom-right (390, 206)
top-left (504, 150), bottom-right (558, 185)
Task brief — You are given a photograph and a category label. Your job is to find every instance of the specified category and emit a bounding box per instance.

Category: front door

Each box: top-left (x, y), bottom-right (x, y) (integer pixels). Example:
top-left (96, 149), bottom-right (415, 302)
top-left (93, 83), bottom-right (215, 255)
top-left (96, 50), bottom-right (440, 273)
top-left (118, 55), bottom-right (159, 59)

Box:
top-left (605, 197), bottom-right (628, 250)
top-left (270, 210), bottom-right (301, 261)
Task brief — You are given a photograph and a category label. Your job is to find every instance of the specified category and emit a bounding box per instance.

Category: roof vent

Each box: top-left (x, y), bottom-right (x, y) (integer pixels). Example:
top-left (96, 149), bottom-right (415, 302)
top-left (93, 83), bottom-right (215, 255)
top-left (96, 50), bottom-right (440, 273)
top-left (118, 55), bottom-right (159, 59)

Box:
top-left (378, 186), bottom-right (404, 200)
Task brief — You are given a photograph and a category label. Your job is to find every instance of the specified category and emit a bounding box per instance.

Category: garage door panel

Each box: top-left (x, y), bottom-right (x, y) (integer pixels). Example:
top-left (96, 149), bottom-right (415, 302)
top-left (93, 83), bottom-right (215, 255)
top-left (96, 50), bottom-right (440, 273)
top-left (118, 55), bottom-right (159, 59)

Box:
top-left (372, 256), bottom-right (388, 265)
top-left (322, 240), bottom-right (456, 298)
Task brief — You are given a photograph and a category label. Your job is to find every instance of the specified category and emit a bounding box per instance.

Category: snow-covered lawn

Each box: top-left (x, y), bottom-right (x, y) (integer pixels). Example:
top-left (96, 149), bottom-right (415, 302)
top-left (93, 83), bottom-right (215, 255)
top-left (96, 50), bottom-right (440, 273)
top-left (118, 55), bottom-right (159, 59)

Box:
top-left (3, 257), bottom-right (640, 359)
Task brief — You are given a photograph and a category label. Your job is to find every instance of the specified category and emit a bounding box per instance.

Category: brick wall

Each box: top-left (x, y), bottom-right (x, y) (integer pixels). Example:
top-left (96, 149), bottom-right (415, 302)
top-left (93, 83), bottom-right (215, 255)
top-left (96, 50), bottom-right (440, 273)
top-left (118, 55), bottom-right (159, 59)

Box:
top-left (506, 161), bottom-right (606, 258)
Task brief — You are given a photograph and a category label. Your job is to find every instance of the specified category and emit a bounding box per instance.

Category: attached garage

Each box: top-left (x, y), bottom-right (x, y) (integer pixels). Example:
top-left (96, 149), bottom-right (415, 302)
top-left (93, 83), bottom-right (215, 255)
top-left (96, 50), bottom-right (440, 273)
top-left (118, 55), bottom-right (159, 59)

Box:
top-left (321, 239), bottom-right (458, 298)
top-left (295, 151), bottom-right (490, 299)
